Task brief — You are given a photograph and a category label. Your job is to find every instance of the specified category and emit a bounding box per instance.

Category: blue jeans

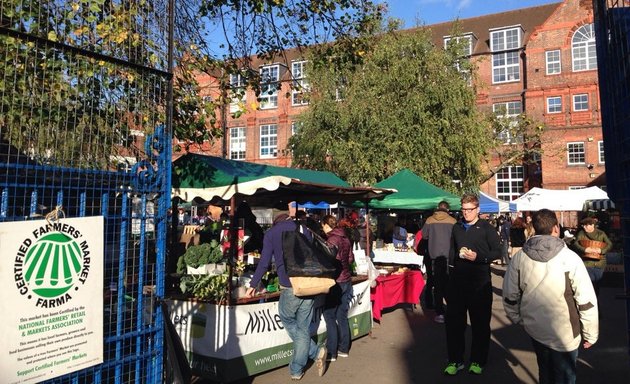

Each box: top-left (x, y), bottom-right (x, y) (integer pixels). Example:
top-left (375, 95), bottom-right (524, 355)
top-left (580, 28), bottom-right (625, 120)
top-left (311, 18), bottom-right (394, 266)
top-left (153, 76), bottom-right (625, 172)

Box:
top-left (279, 288), bottom-right (320, 376)
top-left (323, 281), bottom-right (353, 356)
top-left (531, 338), bottom-right (578, 384)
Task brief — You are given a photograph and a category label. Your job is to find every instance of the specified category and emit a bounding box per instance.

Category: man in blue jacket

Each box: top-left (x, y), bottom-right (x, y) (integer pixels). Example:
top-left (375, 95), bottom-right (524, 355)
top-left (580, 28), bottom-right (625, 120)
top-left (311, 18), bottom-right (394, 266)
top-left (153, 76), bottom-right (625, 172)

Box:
top-left (246, 212), bottom-right (327, 381)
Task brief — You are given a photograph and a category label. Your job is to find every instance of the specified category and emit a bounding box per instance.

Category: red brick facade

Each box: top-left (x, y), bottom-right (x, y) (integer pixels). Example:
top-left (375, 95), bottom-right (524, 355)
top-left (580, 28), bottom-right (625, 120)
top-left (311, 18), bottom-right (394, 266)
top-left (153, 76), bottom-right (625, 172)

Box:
top-left (190, 0), bottom-right (605, 198)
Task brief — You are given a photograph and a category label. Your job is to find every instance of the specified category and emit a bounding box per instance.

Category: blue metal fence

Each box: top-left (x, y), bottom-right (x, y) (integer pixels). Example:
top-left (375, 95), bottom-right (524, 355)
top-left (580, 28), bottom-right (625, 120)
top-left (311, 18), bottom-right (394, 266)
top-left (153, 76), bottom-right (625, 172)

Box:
top-left (1, 1), bottom-right (172, 382)
top-left (593, 0), bottom-right (630, 356)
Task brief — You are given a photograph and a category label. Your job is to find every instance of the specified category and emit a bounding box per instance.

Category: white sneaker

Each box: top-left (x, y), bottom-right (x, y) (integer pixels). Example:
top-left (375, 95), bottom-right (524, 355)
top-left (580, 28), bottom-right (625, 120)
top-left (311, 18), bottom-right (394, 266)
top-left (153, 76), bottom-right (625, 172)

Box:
top-left (337, 352), bottom-right (349, 358)
top-left (434, 314), bottom-right (445, 324)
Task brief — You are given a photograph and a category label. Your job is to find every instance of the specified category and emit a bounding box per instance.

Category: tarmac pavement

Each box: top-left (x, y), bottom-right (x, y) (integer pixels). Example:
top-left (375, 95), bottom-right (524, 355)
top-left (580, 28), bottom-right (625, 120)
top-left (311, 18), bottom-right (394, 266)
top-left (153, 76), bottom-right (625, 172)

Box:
top-left (199, 265), bottom-right (629, 384)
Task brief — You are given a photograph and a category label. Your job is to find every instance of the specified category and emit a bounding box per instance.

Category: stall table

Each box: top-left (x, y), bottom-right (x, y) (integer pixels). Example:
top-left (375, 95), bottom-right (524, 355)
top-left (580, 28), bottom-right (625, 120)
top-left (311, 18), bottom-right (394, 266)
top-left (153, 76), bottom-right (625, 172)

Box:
top-left (167, 278), bottom-right (372, 383)
top-left (370, 270), bottom-right (425, 321)
top-left (372, 249), bottom-right (424, 270)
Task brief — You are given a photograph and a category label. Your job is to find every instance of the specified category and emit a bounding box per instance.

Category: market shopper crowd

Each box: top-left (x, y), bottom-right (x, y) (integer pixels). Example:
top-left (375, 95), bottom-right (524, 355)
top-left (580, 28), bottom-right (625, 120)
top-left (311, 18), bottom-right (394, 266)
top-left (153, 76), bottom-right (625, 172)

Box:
top-left (215, 191), bottom-right (608, 383)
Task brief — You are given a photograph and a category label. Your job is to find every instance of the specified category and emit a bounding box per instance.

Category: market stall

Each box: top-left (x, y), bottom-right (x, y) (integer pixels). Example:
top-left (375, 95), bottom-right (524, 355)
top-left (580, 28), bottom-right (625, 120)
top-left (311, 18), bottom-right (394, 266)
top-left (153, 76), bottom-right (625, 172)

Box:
top-left (371, 270), bottom-right (425, 321)
top-left (479, 191), bottom-right (513, 213)
top-left (358, 169), bottom-right (458, 319)
top-left (168, 154), bottom-right (393, 382)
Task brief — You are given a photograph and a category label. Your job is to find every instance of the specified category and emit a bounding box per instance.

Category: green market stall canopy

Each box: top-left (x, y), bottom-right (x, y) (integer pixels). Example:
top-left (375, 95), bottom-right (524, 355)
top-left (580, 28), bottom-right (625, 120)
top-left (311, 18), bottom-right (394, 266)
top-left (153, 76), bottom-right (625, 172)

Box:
top-left (171, 154), bottom-right (393, 207)
top-left (367, 169), bottom-right (461, 210)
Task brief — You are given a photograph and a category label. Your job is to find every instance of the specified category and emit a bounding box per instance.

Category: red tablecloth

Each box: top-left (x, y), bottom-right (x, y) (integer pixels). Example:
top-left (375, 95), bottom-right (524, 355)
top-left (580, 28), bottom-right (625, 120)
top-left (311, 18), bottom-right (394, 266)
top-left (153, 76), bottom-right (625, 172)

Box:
top-left (370, 270), bottom-right (425, 321)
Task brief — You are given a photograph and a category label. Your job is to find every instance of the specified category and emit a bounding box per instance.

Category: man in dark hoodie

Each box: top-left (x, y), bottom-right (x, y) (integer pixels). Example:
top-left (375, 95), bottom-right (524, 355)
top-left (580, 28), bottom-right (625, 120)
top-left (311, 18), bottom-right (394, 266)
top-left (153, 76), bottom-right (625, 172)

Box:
top-left (443, 193), bottom-right (501, 376)
top-left (421, 200), bottom-right (456, 324)
top-left (503, 209), bottom-right (598, 384)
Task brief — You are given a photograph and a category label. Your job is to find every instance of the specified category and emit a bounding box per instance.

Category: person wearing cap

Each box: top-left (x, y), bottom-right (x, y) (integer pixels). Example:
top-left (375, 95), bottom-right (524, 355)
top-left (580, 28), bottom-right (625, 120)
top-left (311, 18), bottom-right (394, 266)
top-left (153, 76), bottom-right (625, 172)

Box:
top-left (573, 216), bottom-right (612, 296)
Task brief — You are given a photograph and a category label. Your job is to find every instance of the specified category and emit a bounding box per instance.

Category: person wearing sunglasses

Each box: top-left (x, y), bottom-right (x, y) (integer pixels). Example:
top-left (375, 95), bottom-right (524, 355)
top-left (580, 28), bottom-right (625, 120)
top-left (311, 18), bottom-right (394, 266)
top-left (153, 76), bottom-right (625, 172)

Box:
top-left (443, 193), bottom-right (501, 376)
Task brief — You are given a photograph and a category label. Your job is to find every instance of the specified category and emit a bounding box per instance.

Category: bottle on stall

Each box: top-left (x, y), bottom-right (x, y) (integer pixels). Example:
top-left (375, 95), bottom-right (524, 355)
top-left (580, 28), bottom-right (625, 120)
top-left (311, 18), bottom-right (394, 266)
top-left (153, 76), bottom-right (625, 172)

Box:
top-left (352, 317), bottom-right (359, 337)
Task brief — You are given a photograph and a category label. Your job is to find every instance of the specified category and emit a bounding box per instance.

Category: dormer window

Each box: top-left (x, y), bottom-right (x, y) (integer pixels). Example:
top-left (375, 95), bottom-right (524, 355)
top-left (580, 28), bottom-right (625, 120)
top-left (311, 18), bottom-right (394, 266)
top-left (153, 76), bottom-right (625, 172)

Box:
top-left (490, 26), bottom-right (522, 84)
top-left (444, 33), bottom-right (476, 82)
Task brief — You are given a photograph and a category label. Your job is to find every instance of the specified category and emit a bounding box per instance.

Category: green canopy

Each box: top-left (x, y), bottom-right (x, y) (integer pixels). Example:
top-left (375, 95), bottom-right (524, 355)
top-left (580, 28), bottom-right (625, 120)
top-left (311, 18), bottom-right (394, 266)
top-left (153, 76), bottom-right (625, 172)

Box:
top-left (368, 169), bottom-right (461, 210)
top-left (172, 153), bottom-right (391, 207)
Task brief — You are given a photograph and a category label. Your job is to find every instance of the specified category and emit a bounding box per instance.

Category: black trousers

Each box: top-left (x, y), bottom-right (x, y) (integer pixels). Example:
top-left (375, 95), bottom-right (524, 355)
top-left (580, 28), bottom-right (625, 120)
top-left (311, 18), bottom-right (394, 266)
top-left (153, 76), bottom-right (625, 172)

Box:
top-left (445, 278), bottom-right (493, 365)
top-left (424, 256), bottom-right (448, 315)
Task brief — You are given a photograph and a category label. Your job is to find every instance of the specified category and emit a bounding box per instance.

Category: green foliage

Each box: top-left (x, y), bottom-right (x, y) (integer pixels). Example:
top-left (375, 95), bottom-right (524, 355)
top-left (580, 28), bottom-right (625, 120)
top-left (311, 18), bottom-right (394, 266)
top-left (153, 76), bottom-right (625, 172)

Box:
top-left (170, 0), bottom-right (386, 151)
top-left (1, 0), bottom-right (167, 168)
top-left (177, 240), bottom-right (224, 272)
top-left (290, 27), bottom-right (492, 191)
top-left (179, 274), bottom-right (229, 302)
top-left (484, 111), bottom-right (548, 183)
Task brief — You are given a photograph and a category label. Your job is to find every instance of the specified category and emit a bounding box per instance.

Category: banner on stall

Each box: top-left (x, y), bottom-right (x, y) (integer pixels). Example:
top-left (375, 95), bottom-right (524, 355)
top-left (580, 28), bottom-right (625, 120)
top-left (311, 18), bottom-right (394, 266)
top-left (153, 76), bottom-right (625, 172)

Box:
top-left (0, 217), bottom-right (104, 384)
top-left (168, 279), bottom-right (372, 382)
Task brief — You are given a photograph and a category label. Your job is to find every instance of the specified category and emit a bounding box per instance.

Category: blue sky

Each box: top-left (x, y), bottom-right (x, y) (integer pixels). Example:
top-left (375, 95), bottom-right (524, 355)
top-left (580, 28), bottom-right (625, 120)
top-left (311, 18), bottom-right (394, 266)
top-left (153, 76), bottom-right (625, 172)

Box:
top-left (383, 0), bottom-right (561, 27)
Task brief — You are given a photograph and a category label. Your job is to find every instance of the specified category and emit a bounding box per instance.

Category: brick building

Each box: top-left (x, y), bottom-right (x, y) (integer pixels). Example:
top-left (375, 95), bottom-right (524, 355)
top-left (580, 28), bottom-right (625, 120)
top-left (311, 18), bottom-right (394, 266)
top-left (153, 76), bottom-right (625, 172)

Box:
top-left (188, 0), bottom-right (604, 200)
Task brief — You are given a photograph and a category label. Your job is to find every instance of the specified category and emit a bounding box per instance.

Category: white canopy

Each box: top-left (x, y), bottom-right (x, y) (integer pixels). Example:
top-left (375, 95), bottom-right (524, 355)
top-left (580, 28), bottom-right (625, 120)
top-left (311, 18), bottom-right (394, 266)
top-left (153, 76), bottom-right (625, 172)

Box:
top-left (510, 187), bottom-right (609, 212)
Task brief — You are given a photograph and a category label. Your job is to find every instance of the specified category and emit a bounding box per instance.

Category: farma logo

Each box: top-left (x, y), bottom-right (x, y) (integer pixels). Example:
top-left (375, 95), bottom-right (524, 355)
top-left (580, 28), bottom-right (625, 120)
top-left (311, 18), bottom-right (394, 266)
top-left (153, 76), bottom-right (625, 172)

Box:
top-left (14, 223), bottom-right (92, 308)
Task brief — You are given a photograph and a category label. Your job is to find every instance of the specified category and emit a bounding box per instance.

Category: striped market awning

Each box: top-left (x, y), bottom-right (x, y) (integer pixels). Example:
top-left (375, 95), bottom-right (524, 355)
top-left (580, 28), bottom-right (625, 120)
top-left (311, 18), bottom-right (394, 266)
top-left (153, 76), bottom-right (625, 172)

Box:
top-left (584, 199), bottom-right (616, 211)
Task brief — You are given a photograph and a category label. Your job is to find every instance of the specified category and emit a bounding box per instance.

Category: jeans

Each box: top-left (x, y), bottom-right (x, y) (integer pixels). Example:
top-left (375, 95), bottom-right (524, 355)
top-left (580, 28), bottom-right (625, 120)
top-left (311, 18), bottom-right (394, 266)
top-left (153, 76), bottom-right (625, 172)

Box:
top-left (424, 256), bottom-right (448, 315)
top-left (323, 281), bottom-right (353, 356)
top-left (531, 337), bottom-right (578, 384)
top-left (279, 288), bottom-right (320, 376)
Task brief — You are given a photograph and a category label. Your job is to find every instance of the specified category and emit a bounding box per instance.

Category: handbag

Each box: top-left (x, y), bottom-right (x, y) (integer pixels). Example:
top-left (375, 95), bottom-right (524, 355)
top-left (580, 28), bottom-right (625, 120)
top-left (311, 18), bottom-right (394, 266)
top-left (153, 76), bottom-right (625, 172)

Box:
top-left (282, 222), bottom-right (340, 278)
top-left (289, 276), bottom-right (336, 297)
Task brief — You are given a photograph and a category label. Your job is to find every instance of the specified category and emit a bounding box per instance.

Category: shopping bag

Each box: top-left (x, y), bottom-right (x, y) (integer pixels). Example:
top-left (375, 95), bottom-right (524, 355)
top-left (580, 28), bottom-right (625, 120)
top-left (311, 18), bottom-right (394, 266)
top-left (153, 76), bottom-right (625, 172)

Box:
top-left (289, 276), bottom-right (336, 297)
top-left (282, 223), bottom-right (340, 278)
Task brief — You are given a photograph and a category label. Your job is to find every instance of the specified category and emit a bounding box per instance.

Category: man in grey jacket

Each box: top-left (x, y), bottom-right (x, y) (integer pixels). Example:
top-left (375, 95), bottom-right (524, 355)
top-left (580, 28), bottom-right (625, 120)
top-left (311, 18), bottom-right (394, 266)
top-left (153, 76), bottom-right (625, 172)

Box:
top-left (503, 209), bottom-right (598, 384)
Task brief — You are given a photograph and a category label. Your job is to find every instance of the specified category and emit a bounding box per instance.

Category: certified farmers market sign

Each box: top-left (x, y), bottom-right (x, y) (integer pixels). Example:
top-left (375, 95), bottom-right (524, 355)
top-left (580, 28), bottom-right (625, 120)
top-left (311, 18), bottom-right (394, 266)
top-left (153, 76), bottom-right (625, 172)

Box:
top-left (0, 216), bottom-right (104, 383)
top-left (14, 222), bottom-right (93, 308)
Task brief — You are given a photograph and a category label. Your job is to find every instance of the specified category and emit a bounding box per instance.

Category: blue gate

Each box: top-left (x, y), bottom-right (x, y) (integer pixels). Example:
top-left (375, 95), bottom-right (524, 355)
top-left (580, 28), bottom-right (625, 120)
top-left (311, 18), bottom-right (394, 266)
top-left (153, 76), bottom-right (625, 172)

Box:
top-left (1, 1), bottom-right (173, 383)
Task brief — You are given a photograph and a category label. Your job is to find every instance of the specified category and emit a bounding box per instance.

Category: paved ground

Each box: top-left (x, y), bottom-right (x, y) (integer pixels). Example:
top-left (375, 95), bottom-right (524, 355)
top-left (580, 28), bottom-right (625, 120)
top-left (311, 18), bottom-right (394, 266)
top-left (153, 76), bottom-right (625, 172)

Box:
top-left (197, 265), bottom-right (629, 384)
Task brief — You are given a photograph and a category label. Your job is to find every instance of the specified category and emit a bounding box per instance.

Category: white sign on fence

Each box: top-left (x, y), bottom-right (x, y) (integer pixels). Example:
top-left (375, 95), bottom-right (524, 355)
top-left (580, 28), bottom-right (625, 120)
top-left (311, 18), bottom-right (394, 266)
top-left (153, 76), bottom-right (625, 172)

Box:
top-left (0, 217), bottom-right (104, 384)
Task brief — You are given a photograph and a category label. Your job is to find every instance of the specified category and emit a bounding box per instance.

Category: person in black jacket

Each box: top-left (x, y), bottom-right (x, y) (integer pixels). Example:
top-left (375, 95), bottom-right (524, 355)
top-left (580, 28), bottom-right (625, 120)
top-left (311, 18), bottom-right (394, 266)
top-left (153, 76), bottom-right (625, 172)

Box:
top-left (443, 193), bottom-right (501, 376)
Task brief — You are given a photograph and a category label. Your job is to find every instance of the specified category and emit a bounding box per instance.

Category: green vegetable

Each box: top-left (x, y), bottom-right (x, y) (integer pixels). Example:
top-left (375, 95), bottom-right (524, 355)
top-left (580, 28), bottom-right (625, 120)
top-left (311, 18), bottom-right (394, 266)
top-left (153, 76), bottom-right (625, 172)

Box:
top-left (180, 274), bottom-right (228, 302)
top-left (177, 241), bottom-right (225, 273)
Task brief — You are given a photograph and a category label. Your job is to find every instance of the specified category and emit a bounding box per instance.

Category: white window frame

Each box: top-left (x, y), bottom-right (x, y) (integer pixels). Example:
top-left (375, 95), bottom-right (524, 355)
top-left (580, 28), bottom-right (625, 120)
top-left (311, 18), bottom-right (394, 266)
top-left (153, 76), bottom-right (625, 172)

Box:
top-left (444, 34), bottom-right (474, 83)
top-left (490, 27), bottom-right (521, 84)
top-left (259, 124), bottom-right (278, 158)
top-left (259, 65), bottom-right (279, 109)
top-left (598, 141), bottom-right (605, 163)
top-left (493, 101), bottom-right (523, 144)
top-left (229, 73), bottom-right (247, 113)
top-left (229, 127), bottom-right (246, 160)
top-left (495, 166), bottom-right (524, 201)
top-left (572, 24), bottom-right (597, 72)
top-left (291, 121), bottom-right (301, 135)
top-left (545, 50), bottom-right (561, 75)
top-left (547, 96), bottom-right (562, 113)
top-left (291, 61), bottom-right (309, 106)
top-left (567, 142), bottom-right (585, 165)
top-left (573, 94), bottom-right (589, 111)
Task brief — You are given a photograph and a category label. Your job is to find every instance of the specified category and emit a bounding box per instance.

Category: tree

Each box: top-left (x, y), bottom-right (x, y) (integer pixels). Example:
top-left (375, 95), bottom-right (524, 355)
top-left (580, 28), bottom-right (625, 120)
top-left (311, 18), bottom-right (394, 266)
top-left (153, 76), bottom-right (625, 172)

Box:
top-left (1, 0), bottom-right (386, 161)
top-left (170, 0), bottom-right (387, 152)
top-left (1, 0), bottom-right (170, 168)
top-left (482, 111), bottom-right (548, 184)
top-left (290, 27), bottom-right (493, 191)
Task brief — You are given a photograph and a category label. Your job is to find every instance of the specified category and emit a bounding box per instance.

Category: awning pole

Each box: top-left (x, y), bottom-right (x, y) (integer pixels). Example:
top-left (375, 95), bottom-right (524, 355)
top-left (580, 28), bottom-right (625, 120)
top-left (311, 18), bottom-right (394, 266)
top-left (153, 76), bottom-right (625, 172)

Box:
top-left (364, 200), bottom-right (371, 257)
